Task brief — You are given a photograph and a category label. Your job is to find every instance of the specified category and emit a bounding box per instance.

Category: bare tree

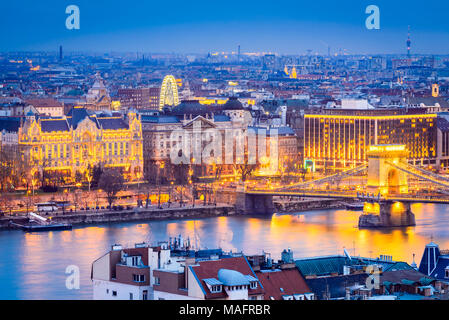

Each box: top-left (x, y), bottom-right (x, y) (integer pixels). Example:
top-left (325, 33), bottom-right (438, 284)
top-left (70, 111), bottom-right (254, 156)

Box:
top-left (71, 189), bottom-right (82, 213)
top-left (99, 169), bottom-right (125, 208)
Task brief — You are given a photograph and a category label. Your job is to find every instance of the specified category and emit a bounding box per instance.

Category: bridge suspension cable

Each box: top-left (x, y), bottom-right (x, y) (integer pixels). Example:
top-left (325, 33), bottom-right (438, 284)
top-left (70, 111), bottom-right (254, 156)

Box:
top-left (271, 164), bottom-right (368, 191)
top-left (386, 161), bottom-right (449, 189)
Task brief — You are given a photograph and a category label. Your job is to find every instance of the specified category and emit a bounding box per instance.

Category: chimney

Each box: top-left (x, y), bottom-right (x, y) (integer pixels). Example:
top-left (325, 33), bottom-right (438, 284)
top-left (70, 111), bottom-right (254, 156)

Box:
top-left (184, 257), bottom-right (196, 289)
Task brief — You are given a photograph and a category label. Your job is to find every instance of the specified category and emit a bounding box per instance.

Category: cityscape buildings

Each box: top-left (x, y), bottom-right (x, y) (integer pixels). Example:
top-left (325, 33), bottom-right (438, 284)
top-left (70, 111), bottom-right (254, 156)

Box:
top-left (3, 3), bottom-right (449, 305)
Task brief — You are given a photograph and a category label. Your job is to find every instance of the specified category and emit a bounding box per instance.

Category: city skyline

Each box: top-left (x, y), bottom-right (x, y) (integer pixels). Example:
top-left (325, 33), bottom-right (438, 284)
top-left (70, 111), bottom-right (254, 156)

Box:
top-left (3, 1), bottom-right (449, 54)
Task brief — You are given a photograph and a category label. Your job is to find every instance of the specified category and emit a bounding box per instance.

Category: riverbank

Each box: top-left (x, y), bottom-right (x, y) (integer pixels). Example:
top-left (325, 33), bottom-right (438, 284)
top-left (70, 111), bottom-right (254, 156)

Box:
top-left (0, 198), bottom-right (358, 231)
top-left (274, 198), bottom-right (352, 213)
top-left (0, 205), bottom-right (235, 230)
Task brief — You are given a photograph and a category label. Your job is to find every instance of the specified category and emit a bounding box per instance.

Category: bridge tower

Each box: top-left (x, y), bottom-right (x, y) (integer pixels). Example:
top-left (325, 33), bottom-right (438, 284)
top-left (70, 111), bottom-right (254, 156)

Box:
top-left (360, 145), bottom-right (416, 228)
top-left (366, 145), bottom-right (409, 196)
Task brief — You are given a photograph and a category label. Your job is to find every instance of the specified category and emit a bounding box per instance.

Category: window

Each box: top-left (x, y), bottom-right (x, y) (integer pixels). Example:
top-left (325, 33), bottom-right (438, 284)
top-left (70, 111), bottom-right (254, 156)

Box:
top-left (445, 268), bottom-right (449, 279)
top-left (154, 277), bottom-right (160, 285)
top-left (112, 291), bottom-right (117, 297)
top-left (143, 290), bottom-right (148, 301)
top-left (129, 293), bottom-right (133, 300)
top-left (210, 285), bottom-right (222, 293)
top-left (250, 281), bottom-right (258, 289)
top-left (133, 274), bottom-right (145, 282)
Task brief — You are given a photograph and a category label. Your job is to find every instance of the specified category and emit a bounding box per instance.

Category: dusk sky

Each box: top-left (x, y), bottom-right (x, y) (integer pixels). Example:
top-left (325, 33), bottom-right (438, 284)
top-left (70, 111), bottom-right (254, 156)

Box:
top-left (2, 0), bottom-right (449, 54)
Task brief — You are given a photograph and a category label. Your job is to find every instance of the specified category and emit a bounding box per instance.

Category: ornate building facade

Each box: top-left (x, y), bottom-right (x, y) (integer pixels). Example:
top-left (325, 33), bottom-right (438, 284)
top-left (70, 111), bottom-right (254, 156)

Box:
top-left (18, 107), bottom-right (143, 182)
top-left (85, 73), bottom-right (112, 111)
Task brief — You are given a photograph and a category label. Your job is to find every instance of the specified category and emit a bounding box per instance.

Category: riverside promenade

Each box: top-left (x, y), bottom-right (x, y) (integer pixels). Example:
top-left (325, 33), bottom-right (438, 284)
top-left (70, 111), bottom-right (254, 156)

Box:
top-left (0, 204), bottom-right (235, 231)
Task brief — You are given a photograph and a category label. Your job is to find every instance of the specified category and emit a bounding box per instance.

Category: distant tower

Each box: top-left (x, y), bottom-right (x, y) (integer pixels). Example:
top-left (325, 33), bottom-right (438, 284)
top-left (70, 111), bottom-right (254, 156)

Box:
top-left (290, 66), bottom-right (297, 79)
top-left (432, 83), bottom-right (440, 98)
top-left (407, 26), bottom-right (411, 58)
top-left (238, 44), bottom-right (241, 62)
top-left (59, 45), bottom-right (63, 62)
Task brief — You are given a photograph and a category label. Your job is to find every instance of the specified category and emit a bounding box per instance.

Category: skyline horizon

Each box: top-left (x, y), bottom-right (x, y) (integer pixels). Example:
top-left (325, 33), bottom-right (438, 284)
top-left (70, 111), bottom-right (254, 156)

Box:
top-left (3, 1), bottom-right (449, 55)
top-left (4, 49), bottom-right (449, 57)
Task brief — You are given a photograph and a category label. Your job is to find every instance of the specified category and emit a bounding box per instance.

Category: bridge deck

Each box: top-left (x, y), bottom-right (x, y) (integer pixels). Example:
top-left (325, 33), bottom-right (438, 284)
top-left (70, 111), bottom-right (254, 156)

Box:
top-left (246, 190), bottom-right (449, 204)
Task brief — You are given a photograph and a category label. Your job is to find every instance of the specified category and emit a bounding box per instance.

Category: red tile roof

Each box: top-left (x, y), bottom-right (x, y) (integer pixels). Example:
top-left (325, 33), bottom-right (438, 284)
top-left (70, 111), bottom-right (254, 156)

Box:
top-left (256, 268), bottom-right (311, 300)
top-left (190, 256), bottom-right (264, 299)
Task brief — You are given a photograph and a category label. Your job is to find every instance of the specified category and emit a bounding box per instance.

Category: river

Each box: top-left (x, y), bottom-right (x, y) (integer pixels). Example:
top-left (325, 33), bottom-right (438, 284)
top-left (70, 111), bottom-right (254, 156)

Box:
top-left (1, 203), bottom-right (449, 300)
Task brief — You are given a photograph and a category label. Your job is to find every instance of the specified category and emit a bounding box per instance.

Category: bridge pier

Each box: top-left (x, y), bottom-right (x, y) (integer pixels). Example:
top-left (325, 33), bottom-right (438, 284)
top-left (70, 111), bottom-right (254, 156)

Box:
top-left (235, 192), bottom-right (275, 215)
top-left (359, 201), bottom-right (415, 228)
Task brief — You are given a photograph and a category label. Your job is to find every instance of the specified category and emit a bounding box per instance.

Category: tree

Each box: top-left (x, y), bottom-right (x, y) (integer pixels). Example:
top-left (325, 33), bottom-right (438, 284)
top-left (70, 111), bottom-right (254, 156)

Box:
top-left (233, 159), bottom-right (256, 182)
top-left (0, 146), bottom-right (15, 191)
top-left (85, 165), bottom-right (94, 192)
top-left (91, 164), bottom-right (103, 189)
top-left (59, 190), bottom-right (70, 215)
top-left (99, 169), bottom-right (125, 208)
top-left (74, 170), bottom-right (83, 185)
top-left (71, 189), bottom-right (82, 213)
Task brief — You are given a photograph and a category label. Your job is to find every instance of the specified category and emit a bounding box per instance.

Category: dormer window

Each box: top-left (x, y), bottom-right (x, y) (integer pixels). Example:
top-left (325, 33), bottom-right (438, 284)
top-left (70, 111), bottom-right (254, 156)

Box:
top-left (210, 285), bottom-right (222, 293)
top-left (445, 267), bottom-right (449, 279)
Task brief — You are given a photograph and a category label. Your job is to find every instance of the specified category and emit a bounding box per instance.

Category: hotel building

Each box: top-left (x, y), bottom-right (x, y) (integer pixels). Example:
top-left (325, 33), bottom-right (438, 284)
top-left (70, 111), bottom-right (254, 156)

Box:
top-left (18, 106), bottom-right (143, 182)
top-left (304, 108), bottom-right (437, 170)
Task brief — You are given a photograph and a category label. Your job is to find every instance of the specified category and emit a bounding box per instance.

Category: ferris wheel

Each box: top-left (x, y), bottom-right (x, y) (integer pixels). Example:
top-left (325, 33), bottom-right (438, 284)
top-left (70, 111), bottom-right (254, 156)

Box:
top-left (159, 75), bottom-right (180, 111)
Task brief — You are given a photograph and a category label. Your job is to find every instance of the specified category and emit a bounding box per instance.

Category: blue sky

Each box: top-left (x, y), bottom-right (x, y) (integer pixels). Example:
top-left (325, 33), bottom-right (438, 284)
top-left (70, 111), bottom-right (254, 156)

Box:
top-left (2, 0), bottom-right (449, 54)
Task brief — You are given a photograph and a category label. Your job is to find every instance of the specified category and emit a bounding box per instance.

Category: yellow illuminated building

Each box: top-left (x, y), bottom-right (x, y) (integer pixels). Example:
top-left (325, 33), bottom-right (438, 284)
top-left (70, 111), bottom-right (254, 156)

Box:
top-left (304, 109), bottom-right (437, 170)
top-left (432, 84), bottom-right (440, 98)
top-left (290, 66), bottom-right (297, 79)
top-left (19, 107), bottom-right (143, 182)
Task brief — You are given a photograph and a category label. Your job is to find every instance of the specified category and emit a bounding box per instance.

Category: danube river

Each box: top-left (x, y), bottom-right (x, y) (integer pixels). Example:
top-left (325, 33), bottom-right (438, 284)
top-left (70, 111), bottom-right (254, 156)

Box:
top-left (1, 203), bottom-right (449, 300)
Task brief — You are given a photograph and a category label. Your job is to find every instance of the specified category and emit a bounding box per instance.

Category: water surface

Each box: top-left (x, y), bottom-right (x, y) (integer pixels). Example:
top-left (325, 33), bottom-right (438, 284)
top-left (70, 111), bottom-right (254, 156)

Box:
top-left (1, 203), bottom-right (448, 300)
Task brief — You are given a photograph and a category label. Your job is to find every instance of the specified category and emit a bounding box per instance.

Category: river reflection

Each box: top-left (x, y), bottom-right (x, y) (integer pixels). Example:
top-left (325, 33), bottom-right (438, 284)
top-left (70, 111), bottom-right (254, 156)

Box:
top-left (1, 203), bottom-right (449, 300)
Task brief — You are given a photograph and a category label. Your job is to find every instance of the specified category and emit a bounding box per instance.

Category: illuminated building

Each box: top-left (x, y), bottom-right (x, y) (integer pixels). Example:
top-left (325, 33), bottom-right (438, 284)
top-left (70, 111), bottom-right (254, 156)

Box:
top-left (142, 98), bottom-right (253, 178)
top-left (85, 73), bottom-right (112, 111)
top-left (24, 97), bottom-right (64, 117)
top-left (432, 84), bottom-right (440, 98)
top-left (118, 88), bottom-right (153, 110)
top-left (436, 114), bottom-right (449, 171)
top-left (304, 108), bottom-right (437, 170)
top-left (250, 126), bottom-right (299, 176)
top-left (289, 66), bottom-right (297, 79)
top-left (159, 75), bottom-right (180, 111)
top-left (0, 117), bottom-right (20, 147)
top-left (18, 107), bottom-right (143, 182)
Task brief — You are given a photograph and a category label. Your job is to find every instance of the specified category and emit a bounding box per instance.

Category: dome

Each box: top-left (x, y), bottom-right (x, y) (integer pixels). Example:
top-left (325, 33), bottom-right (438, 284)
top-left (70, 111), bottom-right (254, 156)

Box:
top-left (171, 100), bottom-right (208, 116)
top-left (223, 97), bottom-right (244, 111)
top-left (217, 269), bottom-right (250, 286)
